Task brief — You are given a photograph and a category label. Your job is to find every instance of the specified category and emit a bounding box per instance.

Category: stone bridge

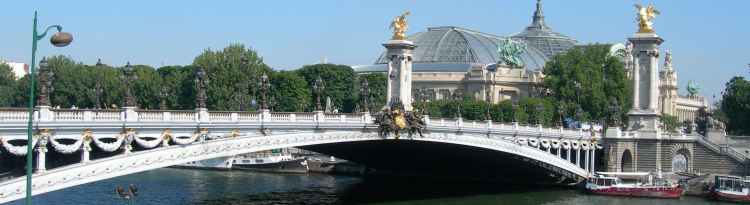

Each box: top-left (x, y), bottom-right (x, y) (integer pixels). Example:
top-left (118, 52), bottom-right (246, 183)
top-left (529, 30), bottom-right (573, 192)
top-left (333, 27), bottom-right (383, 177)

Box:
top-left (0, 108), bottom-right (600, 204)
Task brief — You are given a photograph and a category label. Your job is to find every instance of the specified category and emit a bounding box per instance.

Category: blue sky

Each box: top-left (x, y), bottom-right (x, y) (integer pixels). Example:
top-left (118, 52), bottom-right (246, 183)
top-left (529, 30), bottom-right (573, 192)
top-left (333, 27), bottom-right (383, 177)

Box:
top-left (1, 0), bottom-right (748, 100)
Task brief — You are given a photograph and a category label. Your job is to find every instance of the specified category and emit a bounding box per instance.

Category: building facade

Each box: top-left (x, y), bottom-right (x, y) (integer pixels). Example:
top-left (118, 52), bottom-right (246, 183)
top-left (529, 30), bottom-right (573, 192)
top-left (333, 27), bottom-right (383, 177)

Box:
top-left (353, 0), bottom-right (576, 104)
top-left (0, 60), bottom-right (28, 80)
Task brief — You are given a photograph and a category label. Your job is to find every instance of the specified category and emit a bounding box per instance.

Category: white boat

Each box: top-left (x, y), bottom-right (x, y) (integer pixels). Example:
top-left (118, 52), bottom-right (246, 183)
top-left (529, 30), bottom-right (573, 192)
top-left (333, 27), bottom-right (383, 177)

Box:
top-left (179, 156), bottom-right (235, 170)
top-left (175, 148), bottom-right (309, 173)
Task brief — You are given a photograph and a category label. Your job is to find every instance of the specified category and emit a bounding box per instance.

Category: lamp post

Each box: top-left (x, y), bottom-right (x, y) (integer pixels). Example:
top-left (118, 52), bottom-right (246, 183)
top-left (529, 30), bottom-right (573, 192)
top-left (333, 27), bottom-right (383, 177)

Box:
top-left (159, 86), bottom-right (169, 110)
top-left (359, 79), bottom-right (370, 113)
top-left (94, 59), bottom-right (104, 109)
top-left (194, 66), bottom-right (209, 109)
top-left (121, 62), bottom-right (137, 108)
top-left (36, 58), bottom-right (54, 107)
top-left (313, 76), bottom-right (325, 111)
top-left (25, 11), bottom-right (73, 205)
top-left (258, 73), bottom-right (269, 110)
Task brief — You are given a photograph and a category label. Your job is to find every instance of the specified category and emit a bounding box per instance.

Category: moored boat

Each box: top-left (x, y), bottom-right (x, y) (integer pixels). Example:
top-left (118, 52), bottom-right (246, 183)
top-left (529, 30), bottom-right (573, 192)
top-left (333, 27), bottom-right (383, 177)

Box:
top-left (711, 175), bottom-right (750, 203)
top-left (585, 172), bottom-right (683, 199)
top-left (232, 149), bottom-right (309, 173)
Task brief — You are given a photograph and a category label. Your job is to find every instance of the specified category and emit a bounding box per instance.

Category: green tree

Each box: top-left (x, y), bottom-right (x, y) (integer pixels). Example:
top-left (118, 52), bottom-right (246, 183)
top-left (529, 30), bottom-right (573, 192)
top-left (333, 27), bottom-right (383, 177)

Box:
top-left (193, 44), bottom-right (271, 111)
top-left (295, 64), bottom-right (356, 112)
top-left (543, 44), bottom-right (631, 125)
top-left (130, 65), bottom-right (161, 109)
top-left (157, 65), bottom-right (195, 110)
top-left (720, 76), bottom-right (750, 135)
top-left (660, 114), bottom-right (680, 133)
top-left (270, 71), bottom-right (311, 112)
top-left (46, 56), bottom-right (95, 108)
top-left (0, 64), bottom-right (15, 107)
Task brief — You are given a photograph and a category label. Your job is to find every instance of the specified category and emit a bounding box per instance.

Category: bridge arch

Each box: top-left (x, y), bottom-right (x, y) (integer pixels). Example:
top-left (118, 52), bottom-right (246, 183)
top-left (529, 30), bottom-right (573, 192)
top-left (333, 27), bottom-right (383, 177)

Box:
top-left (0, 129), bottom-right (593, 204)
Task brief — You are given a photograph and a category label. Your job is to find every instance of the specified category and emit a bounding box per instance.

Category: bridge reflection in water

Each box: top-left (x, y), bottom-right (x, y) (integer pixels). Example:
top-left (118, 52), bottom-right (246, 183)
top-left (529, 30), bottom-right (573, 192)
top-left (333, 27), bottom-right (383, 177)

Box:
top-left (0, 108), bottom-right (600, 204)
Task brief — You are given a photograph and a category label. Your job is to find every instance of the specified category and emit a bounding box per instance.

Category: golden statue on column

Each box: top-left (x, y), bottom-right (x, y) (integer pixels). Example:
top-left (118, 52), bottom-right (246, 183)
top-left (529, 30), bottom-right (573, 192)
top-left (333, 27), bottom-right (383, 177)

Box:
top-left (389, 11), bottom-right (411, 40)
top-left (635, 3), bottom-right (660, 33)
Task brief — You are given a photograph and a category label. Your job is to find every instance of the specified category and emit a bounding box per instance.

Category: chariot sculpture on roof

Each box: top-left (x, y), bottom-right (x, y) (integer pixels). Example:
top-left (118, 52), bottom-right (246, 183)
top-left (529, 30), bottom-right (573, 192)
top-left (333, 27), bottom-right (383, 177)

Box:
top-left (497, 38), bottom-right (526, 68)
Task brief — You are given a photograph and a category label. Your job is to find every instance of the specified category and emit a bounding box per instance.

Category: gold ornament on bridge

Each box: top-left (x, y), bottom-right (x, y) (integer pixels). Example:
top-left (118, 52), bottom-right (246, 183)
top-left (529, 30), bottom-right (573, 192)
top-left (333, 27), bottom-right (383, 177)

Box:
top-left (389, 11), bottom-right (411, 40)
top-left (634, 3), bottom-right (660, 33)
top-left (82, 128), bottom-right (93, 143)
top-left (161, 129), bottom-right (172, 141)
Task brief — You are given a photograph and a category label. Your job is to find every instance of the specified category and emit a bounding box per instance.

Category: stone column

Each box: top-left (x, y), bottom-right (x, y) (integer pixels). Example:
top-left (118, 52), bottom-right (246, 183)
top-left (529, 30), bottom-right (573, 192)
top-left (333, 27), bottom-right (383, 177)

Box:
top-left (576, 148), bottom-right (581, 168)
top-left (35, 143), bottom-right (48, 173)
top-left (584, 148), bottom-right (590, 172)
top-left (81, 140), bottom-right (91, 163)
top-left (383, 40), bottom-right (416, 111)
top-left (591, 147), bottom-right (596, 173)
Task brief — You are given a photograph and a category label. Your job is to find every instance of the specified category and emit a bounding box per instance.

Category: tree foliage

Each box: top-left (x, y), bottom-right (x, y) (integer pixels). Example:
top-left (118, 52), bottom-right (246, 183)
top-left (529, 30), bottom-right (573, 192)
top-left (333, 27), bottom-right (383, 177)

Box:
top-left (720, 76), bottom-right (750, 135)
top-left (0, 64), bottom-right (15, 107)
top-left (192, 44), bottom-right (271, 111)
top-left (543, 44), bottom-right (631, 124)
top-left (294, 64), bottom-right (356, 112)
top-left (270, 71), bottom-right (310, 112)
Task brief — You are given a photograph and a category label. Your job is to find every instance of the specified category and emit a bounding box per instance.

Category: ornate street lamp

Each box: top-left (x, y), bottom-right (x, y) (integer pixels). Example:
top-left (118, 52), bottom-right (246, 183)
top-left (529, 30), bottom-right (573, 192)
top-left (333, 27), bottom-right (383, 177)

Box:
top-left (557, 103), bottom-right (566, 128)
top-left (159, 86), bottom-right (169, 110)
top-left (94, 59), bottom-right (104, 109)
top-left (359, 79), bottom-right (370, 113)
top-left (313, 76), bottom-right (325, 111)
top-left (234, 82), bottom-right (247, 111)
top-left (452, 89), bottom-right (463, 119)
top-left (535, 103), bottom-right (545, 125)
top-left (194, 66), bottom-right (209, 109)
top-left (258, 72), bottom-right (270, 110)
top-left (24, 11), bottom-right (73, 205)
top-left (36, 58), bottom-right (54, 107)
top-left (419, 88), bottom-right (427, 115)
top-left (608, 97), bottom-right (621, 127)
top-left (121, 62), bottom-right (137, 108)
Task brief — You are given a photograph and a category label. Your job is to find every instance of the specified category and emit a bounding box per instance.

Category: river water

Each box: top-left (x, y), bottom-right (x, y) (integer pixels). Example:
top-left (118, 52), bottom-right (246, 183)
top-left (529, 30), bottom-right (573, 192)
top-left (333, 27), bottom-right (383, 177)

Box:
top-left (9, 168), bottom-right (731, 205)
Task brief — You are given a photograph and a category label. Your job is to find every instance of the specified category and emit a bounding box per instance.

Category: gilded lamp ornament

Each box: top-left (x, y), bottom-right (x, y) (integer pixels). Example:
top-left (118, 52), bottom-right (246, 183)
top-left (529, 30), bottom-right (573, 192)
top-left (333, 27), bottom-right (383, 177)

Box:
top-left (389, 11), bottom-right (410, 40)
top-left (635, 3), bottom-right (660, 33)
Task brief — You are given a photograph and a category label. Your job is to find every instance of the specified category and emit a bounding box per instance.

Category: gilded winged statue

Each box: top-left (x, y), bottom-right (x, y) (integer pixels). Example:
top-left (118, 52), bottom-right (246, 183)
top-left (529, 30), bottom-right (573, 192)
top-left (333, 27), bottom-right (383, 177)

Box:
top-left (635, 4), bottom-right (660, 33)
top-left (390, 11), bottom-right (411, 40)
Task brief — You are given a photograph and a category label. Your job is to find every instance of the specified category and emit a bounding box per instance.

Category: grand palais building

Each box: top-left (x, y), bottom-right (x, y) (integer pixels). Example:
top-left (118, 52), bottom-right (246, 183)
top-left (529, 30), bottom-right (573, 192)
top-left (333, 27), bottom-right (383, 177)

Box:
top-left (352, 0), bottom-right (709, 124)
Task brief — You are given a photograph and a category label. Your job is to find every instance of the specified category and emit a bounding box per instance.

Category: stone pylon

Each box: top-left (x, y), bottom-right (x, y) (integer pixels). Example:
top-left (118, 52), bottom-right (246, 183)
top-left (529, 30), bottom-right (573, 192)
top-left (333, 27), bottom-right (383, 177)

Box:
top-left (627, 33), bottom-right (664, 134)
top-left (383, 40), bottom-right (417, 111)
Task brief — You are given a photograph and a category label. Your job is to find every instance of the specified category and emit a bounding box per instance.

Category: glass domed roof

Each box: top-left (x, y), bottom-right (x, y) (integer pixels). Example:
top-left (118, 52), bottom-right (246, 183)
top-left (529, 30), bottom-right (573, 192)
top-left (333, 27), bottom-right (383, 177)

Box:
top-left (511, 0), bottom-right (577, 58)
top-left (374, 26), bottom-right (549, 71)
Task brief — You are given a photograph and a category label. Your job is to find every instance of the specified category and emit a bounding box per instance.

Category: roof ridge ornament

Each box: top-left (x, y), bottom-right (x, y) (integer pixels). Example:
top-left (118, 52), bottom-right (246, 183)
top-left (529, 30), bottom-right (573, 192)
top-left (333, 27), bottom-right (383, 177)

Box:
top-left (532, 0), bottom-right (547, 29)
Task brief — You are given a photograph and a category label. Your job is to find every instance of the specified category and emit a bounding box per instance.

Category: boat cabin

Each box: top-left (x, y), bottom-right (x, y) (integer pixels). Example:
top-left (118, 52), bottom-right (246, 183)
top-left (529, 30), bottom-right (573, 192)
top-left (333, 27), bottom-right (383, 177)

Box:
top-left (714, 175), bottom-right (750, 195)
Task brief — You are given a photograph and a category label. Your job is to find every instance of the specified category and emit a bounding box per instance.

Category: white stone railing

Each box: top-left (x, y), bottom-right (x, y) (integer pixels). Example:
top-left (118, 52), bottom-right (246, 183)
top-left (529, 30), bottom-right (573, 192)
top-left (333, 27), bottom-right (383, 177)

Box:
top-left (0, 108), bottom-right (593, 139)
top-left (0, 108), bottom-right (28, 122)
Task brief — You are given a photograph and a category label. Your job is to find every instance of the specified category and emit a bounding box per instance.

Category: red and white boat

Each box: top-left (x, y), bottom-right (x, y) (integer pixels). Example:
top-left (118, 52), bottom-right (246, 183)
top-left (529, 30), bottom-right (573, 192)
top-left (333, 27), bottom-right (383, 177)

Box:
top-left (711, 175), bottom-right (750, 203)
top-left (585, 172), bottom-right (683, 199)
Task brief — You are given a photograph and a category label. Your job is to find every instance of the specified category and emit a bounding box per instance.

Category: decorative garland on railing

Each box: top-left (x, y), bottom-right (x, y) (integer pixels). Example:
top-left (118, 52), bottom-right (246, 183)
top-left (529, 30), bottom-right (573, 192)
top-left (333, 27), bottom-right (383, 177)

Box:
top-left (540, 139), bottom-right (551, 148)
top-left (561, 140), bottom-right (571, 149)
top-left (571, 141), bottom-right (580, 150)
top-left (93, 135), bottom-right (124, 152)
top-left (1, 136), bottom-right (38, 156)
top-left (580, 143), bottom-right (590, 150)
top-left (528, 138), bottom-right (539, 148)
top-left (134, 135), bottom-right (163, 149)
top-left (171, 132), bottom-right (199, 145)
top-left (551, 140), bottom-right (561, 149)
top-left (49, 135), bottom-right (84, 154)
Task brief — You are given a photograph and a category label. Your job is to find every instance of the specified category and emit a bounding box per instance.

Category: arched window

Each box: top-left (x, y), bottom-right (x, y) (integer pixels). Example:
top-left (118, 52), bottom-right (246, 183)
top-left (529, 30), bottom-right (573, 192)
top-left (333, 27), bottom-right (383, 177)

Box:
top-left (621, 149), bottom-right (634, 172)
top-left (672, 150), bottom-right (689, 173)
